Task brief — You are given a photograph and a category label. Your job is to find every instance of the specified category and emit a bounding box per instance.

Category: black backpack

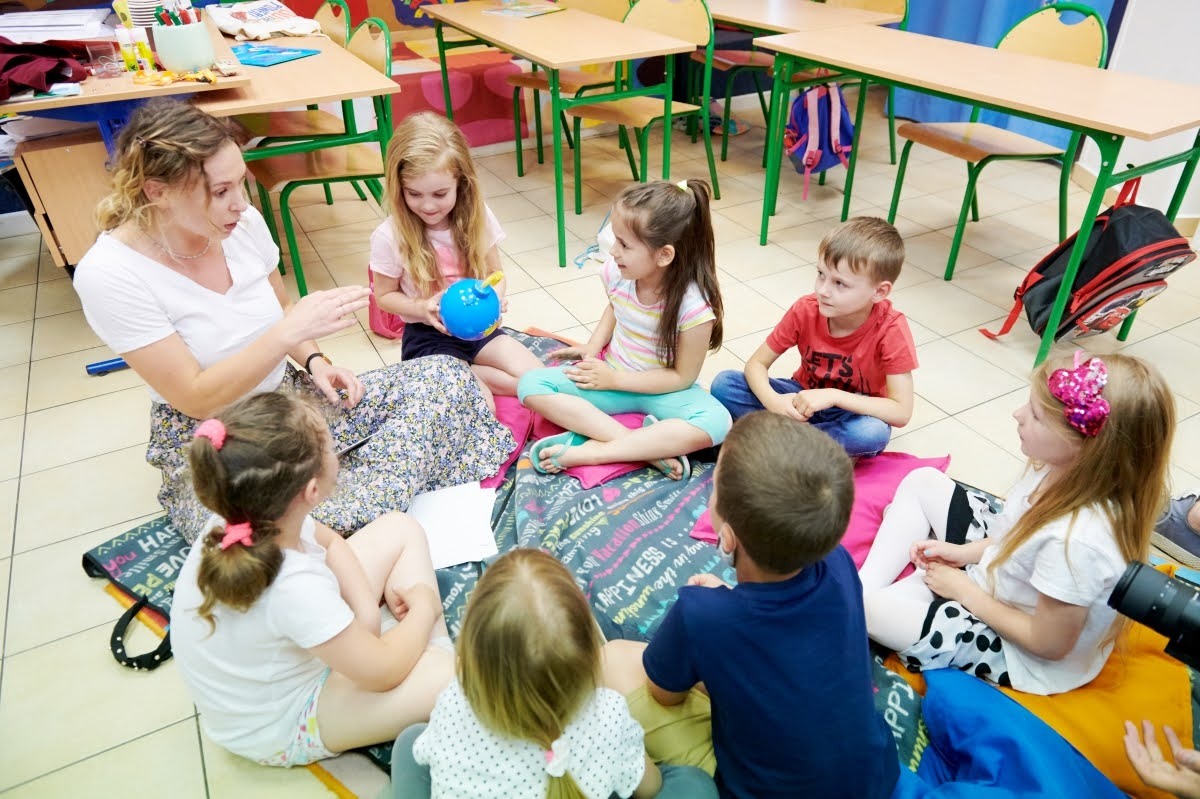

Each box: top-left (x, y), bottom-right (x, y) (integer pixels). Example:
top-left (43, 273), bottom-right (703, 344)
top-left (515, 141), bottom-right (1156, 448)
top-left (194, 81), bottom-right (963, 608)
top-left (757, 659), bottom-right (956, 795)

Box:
top-left (982, 179), bottom-right (1195, 342)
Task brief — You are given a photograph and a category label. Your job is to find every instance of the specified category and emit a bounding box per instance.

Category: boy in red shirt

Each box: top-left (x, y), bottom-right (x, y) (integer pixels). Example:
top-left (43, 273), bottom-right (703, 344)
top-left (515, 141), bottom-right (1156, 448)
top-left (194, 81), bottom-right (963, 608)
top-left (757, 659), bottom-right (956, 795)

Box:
top-left (711, 217), bottom-right (916, 457)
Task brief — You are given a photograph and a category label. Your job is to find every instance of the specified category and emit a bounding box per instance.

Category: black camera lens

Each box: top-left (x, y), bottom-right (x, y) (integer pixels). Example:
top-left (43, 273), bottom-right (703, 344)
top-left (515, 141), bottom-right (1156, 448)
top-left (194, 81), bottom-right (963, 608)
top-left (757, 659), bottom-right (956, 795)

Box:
top-left (1109, 562), bottom-right (1200, 671)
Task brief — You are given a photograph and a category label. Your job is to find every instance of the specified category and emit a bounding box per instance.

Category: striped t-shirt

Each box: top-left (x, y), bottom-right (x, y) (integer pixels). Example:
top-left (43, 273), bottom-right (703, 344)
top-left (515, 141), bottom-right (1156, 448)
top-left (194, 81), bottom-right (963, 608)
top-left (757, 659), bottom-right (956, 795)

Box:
top-left (601, 257), bottom-right (716, 371)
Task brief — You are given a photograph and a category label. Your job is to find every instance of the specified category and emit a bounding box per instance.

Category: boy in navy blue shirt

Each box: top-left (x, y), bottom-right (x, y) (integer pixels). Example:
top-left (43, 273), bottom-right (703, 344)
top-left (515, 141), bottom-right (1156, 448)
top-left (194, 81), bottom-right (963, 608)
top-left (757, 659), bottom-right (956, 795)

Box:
top-left (642, 413), bottom-right (899, 799)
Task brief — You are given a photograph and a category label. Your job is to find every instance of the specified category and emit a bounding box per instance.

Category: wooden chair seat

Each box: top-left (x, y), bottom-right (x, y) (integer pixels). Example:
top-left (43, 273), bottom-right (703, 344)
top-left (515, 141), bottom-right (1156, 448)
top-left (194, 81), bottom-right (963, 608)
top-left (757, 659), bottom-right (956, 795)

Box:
top-left (691, 48), bottom-right (773, 71)
top-left (766, 65), bottom-right (846, 83)
top-left (248, 144), bottom-right (384, 192)
top-left (897, 121), bottom-right (1064, 163)
top-left (234, 109), bottom-right (346, 140)
top-left (506, 68), bottom-right (612, 94)
top-left (563, 96), bottom-right (700, 128)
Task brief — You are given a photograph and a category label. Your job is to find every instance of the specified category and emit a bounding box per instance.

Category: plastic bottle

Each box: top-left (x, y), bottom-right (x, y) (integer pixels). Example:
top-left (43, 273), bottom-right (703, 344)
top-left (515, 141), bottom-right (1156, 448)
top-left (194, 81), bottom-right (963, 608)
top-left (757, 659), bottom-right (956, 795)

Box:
top-left (115, 28), bottom-right (138, 72)
top-left (132, 28), bottom-right (156, 72)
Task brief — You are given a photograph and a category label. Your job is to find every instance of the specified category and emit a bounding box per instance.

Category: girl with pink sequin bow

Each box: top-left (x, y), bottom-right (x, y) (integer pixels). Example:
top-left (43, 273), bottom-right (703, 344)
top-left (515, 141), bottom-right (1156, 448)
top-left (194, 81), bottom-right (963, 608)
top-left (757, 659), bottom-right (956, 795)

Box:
top-left (169, 391), bottom-right (454, 768)
top-left (858, 352), bottom-right (1174, 696)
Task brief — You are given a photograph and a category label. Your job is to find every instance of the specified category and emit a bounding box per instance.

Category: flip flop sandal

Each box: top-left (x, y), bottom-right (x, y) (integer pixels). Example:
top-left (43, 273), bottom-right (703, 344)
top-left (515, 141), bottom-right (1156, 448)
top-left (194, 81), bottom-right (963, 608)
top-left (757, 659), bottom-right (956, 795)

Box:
top-left (529, 431), bottom-right (585, 475)
top-left (710, 115), bottom-right (751, 137)
top-left (641, 415), bottom-right (691, 481)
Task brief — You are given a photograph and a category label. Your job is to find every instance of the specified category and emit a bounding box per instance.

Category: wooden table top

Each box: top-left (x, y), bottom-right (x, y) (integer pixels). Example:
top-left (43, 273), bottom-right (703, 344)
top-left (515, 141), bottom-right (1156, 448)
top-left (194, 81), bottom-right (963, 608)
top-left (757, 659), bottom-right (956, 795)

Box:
top-left (707, 0), bottom-right (901, 34)
top-left (195, 30), bottom-right (399, 117)
top-left (422, 0), bottom-right (694, 71)
top-left (754, 24), bottom-right (1200, 141)
top-left (0, 17), bottom-right (250, 116)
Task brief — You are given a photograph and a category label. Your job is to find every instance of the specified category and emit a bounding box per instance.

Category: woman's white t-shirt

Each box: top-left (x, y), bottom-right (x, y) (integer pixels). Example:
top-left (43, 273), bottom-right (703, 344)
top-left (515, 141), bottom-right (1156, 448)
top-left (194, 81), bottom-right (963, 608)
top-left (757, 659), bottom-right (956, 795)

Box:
top-left (413, 679), bottom-right (646, 799)
top-left (74, 205), bottom-right (286, 405)
top-left (170, 515), bottom-right (354, 762)
top-left (965, 467), bottom-right (1128, 695)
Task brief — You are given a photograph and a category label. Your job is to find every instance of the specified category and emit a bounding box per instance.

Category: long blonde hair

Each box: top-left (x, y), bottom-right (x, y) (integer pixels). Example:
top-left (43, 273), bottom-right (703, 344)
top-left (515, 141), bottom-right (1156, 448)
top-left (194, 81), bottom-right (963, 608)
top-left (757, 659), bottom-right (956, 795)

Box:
top-left (614, 179), bottom-right (724, 366)
top-left (383, 111), bottom-right (489, 298)
top-left (188, 392), bottom-right (328, 631)
top-left (457, 549), bottom-right (603, 799)
top-left (95, 98), bottom-right (240, 233)
top-left (988, 353), bottom-right (1174, 584)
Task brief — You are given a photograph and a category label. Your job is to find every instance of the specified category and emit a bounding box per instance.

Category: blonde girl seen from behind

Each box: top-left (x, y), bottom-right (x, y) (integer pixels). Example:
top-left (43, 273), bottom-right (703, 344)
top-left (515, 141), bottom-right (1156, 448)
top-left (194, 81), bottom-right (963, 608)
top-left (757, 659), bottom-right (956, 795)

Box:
top-left (170, 391), bottom-right (454, 767)
top-left (518, 179), bottom-right (732, 481)
top-left (859, 352), bottom-right (1174, 695)
top-left (393, 549), bottom-right (718, 799)
top-left (370, 111), bottom-right (541, 407)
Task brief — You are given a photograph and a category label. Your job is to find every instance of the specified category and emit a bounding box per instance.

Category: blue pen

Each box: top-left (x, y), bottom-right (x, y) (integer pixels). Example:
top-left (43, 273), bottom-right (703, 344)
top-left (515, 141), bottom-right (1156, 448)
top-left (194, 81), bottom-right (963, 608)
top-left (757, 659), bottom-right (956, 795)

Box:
top-left (86, 357), bottom-right (130, 376)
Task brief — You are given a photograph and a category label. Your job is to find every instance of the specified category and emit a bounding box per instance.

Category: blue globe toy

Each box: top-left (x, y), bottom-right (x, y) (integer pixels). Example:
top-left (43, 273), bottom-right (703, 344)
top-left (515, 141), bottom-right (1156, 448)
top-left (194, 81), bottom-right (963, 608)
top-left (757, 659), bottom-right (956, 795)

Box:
top-left (440, 271), bottom-right (504, 341)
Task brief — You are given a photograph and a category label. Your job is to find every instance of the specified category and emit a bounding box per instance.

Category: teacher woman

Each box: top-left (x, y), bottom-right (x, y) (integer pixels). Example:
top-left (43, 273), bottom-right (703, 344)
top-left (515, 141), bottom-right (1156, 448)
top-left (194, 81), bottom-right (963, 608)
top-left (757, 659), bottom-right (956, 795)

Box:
top-left (74, 98), bottom-right (514, 543)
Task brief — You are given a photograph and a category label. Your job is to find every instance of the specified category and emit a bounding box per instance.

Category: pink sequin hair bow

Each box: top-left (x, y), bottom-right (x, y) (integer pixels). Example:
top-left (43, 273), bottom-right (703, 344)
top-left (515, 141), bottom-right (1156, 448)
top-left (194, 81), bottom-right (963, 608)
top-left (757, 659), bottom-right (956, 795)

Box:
top-left (1047, 351), bottom-right (1110, 437)
top-left (194, 418), bottom-right (228, 450)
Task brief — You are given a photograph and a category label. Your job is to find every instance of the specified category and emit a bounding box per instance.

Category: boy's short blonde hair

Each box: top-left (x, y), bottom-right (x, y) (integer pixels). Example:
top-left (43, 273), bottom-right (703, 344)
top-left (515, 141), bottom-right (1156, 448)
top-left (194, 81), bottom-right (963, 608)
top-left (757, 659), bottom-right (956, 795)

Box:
top-left (714, 413), bottom-right (854, 575)
top-left (817, 216), bottom-right (905, 285)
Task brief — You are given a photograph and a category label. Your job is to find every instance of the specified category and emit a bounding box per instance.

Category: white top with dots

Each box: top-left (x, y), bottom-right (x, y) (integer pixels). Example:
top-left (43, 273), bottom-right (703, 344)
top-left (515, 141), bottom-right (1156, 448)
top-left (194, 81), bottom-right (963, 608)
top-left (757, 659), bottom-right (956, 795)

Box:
top-left (413, 678), bottom-right (646, 799)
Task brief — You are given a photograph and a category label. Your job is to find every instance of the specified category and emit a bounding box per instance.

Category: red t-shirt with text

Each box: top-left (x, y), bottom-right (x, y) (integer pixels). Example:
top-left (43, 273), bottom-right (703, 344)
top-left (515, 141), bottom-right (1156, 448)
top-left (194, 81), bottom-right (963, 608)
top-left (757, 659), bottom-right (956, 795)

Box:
top-left (766, 294), bottom-right (918, 398)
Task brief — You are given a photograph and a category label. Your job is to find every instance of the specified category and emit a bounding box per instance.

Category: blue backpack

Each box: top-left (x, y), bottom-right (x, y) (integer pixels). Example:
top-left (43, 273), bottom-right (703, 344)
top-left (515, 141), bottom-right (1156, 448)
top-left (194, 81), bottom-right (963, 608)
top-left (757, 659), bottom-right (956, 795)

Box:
top-left (784, 82), bottom-right (854, 199)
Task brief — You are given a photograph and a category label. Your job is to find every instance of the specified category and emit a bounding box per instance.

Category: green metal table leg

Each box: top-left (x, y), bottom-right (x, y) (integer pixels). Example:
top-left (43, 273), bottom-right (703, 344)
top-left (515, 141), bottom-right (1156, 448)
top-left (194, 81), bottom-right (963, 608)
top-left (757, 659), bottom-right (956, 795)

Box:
top-left (549, 69), bottom-right (567, 268)
top-left (1035, 134), bottom-right (1121, 366)
top-left (1118, 128), bottom-right (1200, 341)
top-left (436, 23), bottom-right (453, 122)
top-left (760, 54), bottom-right (792, 245)
top-left (1059, 132), bottom-right (1082, 242)
top-left (840, 78), bottom-right (870, 223)
top-left (662, 53), bottom-right (674, 180)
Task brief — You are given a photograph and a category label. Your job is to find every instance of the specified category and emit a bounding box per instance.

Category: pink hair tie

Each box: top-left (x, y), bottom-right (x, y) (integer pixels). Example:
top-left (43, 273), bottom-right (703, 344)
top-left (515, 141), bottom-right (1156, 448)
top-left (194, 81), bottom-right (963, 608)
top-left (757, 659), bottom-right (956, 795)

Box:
top-left (219, 521), bottom-right (254, 550)
top-left (195, 418), bottom-right (228, 450)
top-left (1047, 351), bottom-right (1110, 437)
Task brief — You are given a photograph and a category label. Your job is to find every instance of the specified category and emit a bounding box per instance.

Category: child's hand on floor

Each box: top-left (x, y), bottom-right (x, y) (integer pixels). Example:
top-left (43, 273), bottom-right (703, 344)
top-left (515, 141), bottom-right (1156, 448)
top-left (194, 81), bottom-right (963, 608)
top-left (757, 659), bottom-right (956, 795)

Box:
top-left (567, 357), bottom-right (618, 391)
top-left (1125, 720), bottom-right (1200, 799)
top-left (911, 541), bottom-right (973, 570)
top-left (688, 574), bottom-right (731, 589)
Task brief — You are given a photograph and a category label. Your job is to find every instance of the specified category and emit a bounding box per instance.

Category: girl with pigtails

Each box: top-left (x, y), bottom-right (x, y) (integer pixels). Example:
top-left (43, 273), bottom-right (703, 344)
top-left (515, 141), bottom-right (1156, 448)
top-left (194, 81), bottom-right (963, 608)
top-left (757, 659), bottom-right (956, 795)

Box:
top-left (170, 392), bottom-right (454, 767)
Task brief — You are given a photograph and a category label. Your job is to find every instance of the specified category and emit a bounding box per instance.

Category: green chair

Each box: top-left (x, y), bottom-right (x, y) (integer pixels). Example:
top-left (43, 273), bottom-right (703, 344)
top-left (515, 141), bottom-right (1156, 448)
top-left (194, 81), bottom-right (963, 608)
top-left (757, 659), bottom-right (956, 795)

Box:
top-left (505, 0), bottom-right (630, 177)
top-left (562, 0), bottom-right (720, 213)
top-left (886, 2), bottom-right (1108, 280)
top-left (234, 0), bottom-right (373, 218)
top-left (246, 18), bottom-right (394, 296)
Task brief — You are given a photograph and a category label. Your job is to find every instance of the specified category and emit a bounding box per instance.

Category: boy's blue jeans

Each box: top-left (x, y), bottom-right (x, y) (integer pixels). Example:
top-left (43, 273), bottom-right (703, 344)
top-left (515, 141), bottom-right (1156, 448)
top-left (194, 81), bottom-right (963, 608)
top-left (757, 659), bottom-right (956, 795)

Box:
top-left (390, 724), bottom-right (718, 799)
top-left (710, 370), bottom-right (891, 457)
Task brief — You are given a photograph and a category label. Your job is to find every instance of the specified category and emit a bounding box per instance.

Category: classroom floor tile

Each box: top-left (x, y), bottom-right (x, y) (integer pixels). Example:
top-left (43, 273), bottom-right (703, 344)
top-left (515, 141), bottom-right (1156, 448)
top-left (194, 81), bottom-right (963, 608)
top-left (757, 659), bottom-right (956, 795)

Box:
top-left (1, 85), bottom-right (1199, 798)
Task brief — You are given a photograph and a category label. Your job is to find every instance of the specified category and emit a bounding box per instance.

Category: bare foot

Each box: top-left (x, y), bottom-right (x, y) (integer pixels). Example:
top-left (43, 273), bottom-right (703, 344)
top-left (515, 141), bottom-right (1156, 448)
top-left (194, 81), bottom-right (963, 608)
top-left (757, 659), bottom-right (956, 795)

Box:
top-left (651, 456), bottom-right (685, 481)
top-left (537, 441), bottom-right (683, 480)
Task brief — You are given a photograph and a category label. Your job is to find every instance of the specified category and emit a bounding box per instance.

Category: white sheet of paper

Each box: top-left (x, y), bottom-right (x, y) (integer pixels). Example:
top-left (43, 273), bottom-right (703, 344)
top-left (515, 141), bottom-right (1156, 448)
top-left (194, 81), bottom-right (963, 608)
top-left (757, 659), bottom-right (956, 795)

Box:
top-left (407, 482), bottom-right (498, 570)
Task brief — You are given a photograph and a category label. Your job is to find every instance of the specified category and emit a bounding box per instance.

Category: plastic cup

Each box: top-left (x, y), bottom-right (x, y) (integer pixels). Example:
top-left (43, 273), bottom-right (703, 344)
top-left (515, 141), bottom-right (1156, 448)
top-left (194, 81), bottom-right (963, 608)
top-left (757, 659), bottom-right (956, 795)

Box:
top-left (152, 21), bottom-right (216, 72)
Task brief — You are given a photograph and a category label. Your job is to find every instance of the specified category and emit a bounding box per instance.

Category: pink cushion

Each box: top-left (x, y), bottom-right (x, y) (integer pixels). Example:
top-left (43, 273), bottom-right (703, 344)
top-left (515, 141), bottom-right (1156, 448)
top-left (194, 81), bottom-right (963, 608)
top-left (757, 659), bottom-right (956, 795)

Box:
top-left (482, 396), bottom-right (534, 489)
top-left (530, 413), bottom-right (647, 489)
top-left (690, 452), bottom-right (952, 567)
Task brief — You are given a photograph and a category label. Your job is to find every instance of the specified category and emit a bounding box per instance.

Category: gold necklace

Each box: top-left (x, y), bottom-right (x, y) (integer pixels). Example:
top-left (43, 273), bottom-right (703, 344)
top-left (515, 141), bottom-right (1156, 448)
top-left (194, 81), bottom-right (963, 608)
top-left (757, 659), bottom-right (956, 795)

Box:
top-left (143, 229), bottom-right (212, 261)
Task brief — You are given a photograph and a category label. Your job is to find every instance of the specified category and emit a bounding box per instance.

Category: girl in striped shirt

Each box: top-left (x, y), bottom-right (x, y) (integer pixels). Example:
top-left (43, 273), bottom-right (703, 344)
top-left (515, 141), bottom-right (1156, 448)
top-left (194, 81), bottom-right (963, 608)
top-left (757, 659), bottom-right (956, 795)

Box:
top-left (518, 180), bottom-right (730, 480)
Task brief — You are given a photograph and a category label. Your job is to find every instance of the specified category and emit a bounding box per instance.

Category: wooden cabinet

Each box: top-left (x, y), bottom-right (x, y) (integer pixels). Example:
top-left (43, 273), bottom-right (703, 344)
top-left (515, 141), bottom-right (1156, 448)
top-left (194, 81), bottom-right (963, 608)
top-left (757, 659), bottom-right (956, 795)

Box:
top-left (14, 129), bottom-right (111, 269)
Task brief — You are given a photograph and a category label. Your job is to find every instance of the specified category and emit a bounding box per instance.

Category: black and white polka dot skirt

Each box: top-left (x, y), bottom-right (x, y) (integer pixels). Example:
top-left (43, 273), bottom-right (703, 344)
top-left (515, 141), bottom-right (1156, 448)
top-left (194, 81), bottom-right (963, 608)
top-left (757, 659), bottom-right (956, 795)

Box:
top-left (898, 483), bottom-right (1013, 688)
